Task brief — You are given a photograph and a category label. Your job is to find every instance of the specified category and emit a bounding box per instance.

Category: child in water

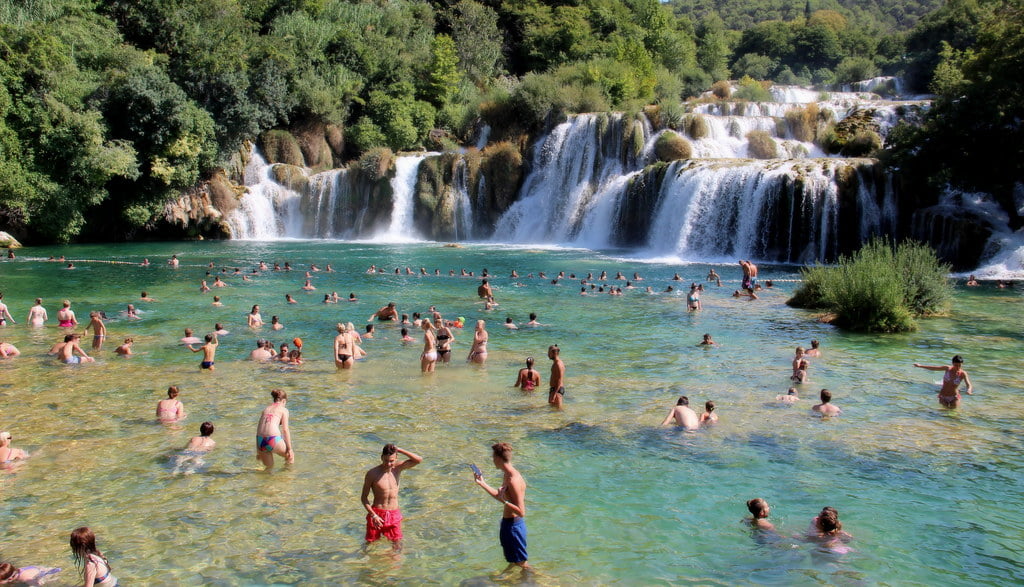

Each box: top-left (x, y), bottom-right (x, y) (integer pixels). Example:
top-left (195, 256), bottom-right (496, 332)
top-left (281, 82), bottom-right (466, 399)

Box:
top-left (745, 498), bottom-right (775, 531)
top-left (700, 401), bottom-right (718, 425)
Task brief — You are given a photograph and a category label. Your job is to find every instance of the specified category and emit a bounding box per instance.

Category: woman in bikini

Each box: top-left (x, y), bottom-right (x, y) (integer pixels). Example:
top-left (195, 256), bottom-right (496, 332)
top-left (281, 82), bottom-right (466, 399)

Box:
top-left (256, 389), bottom-right (294, 470)
top-left (0, 431), bottom-right (28, 466)
top-left (913, 354), bottom-right (973, 408)
top-left (435, 316), bottom-right (455, 365)
top-left (26, 298), bottom-right (45, 326)
top-left (513, 357), bottom-right (541, 391)
top-left (467, 320), bottom-right (488, 364)
top-left (334, 323), bottom-right (355, 369)
top-left (70, 527), bottom-right (117, 587)
top-left (247, 305), bottom-right (264, 328)
top-left (156, 386), bottom-right (185, 422)
top-left (420, 318), bottom-right (438, 373)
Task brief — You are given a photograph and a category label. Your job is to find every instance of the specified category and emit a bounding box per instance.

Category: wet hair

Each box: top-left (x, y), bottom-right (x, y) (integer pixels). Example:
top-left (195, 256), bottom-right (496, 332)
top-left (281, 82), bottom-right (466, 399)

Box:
top-left (0, 562), bottom-right (18, 582)
top-left (35, 297), bottom-right (42, 304)
top-left (200, 421), bottom-right (214, 436)
top-left (787, 387), bottom-right (798, 395)
top-left (747, 498), bottom-right (769, 518)
top-left (382, 443), bottom-right (397, 457)
top-left (529, 313), bottom-right (537, 320)
top-left (505, 317), bottom-right (513, 323)
top-left (204, 334), bottom-right (214, 342)
top-left (215, 323), bottom-right (224, 330)
top-left (140, 292), bottom-right (147, 297)
top-left (677, 396), bottom-right (689, 406)
top-left (271, 389), bottom-right (288, 402)
top-left (492, 442), bottom-right (513, 463)
top-left (365, 324), bottom-right (374, 333)
top-left (705, 400), bottom-right (715, 412)
top-left (64, 334), bottom-right (75, 342)
top-left (810, 339), bottom-right (820, 349)
top-left (167, 386), bottom-right (179, 399)
top-left (251, 305), bottom-right (259, 313)
top-left (817, 507), bottom-right (842, 534)
top-left (70, 527), bottom-right (108, 574)
top-left (820, 389), bottom-right (832, 403)
top-left (184, 328), bottom-right (193, 335)
top-left (951, 354), bottom-right (963, 364)
top-left (525, 357), bottom-right (534, 367)
top-left (796, 346), bottom-right (805, 353)
top-left (213, 296), bottom-right (220, 302)
top-left (703, 333), bottom-right (712, 340)
top-left (798, 360), bottom-right (809, 369)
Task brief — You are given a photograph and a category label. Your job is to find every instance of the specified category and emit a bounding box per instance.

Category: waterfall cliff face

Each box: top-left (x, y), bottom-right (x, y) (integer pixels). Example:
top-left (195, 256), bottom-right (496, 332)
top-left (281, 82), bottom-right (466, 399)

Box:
top-left (219, 80), bottom-right (1020, 270)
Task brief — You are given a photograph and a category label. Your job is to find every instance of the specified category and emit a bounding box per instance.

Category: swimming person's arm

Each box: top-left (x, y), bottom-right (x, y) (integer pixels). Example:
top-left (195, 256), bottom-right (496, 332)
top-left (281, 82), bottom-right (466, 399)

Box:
top-left (660, 410), bottom-right (675, 426)
top-left (913, 363), bottom-right (946, 371)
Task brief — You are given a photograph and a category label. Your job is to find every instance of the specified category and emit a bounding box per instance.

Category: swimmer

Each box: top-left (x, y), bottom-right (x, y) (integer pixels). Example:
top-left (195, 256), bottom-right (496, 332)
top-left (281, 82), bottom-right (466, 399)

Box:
top-left (214, 323), bottom-right (229, 336)
top-left (310, 263), bottom-right (319, 272)
top-left (811, 389), bottom-right (841, 416)
top-left (331, 291), bottom-right (341, 302)
top-left (478, 279), bottom-right (494, 299)
top-left (49, 334), bottom-right (73, 355)
top-left (435, 317), bottom-right (454, 363)
top-left (212, 276), bottom-right (226, 287)
top-left (200, 280), bottom-right (211, 293)
top-left (914, 355), bottom-right (973, 408)
top-left (284, 349), bottom-right (303, 365)
top-left (633, 272), bottom-right (643, 281)
top-left (27, 298), bottom-right (48, 326)
top-left (168, 254), bottom-right (179, 267)
top-left (966, 274), bottom-right (979, 286)
top-left (123, 303), bottom-right (138, 319)
top-left (467, 320), bottom-right (488, 365)
top-left (707, 268), bottom-right (720, 281)
top-left (672, 273), bottom-right (682, 281)
top-left (525, 312), bottom-right (541, 327)
top-left (363, 323), bottom-right (375, 339)
top-left (514, 357), bottom-right (541, 391)
top-left (69, 527), bottom-right (117, 587)
top-left (348, 292), bottom-right (358, 302)
top-left (57, 333), bottom-right (93, 364)
top-left (361, 444), bottom-right (423, 551)
top-left (370, 302), bottom-right (398, 322)
top-left (661, 395), bottom-right (699, 430)
top-left (180, 328), bottom-right (202, 345)
top-left (776, 387), bottom-right (800, 403)
top-left (687, 284), bottom-right (701, 311)
top-left (250, 339), bottom-right (273, 361)
top-left (473, 442), bottom-right (530, 571)
top-left (302, 278), bottom-right (315, 291)
top-left (270, 315), bottom-right (284, 330)
top-left (326, 264), bottom-right (334, 272)
top-left (745, 498), bottom-right (775, 532)
top-left (791, 359), bottom-right (809, 384)
top-left (276, 342), bottom-right (290, 360)
top-left (156, 385), bottom-right (185, 422)
top-left (804, 339), bottom-right (822, 358)
top-left (400, 327), bottom-right (414, 343)
top-left (792, 346), bottom-right (808, 375)
top-left (0, 292), bottom-right (15, 325)
top-left (806, 506), bottom-right (852, 548)
top-left (140, 291), bottom-right (156, 302)
top-left (504, 317), bottom-right (518, 330)
top-left (0, 562), bottom-right (62, 585)
top-left (334, 323), bottom-right (355, 369)
top-left (548, 344), bottom-right (565, 408)
top-left (85, 311), bottom-right (106, 350)
top-left (247, 305), bottom-right (263, 328)
top-left (187, 333), bottom-right (218, 371)
top-left (0, 341), bottom-right (19, 357)
top-left (420, 318), bottom-right (438, 373)
top-left (0, 430), bottom-right (28, 463)
top-left (256, 389), bottom-right (294, 470)
top-left (699, 333), bottom-right (717, 346)
top-left (700, 401), bottom-right (718, 425)
top-left (114, 338), bottom-right (133, 356)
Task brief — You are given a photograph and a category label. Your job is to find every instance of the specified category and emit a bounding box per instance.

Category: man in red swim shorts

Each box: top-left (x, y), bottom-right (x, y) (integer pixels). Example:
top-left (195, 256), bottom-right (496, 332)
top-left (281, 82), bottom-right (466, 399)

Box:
top-left (361, 443), bottom-right (423, 550)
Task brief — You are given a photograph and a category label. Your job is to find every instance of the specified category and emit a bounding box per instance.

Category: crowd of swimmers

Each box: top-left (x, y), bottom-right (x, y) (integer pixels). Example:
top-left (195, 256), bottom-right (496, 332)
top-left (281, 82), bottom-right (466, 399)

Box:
top-left (0, 253), bottom-right (988, 579)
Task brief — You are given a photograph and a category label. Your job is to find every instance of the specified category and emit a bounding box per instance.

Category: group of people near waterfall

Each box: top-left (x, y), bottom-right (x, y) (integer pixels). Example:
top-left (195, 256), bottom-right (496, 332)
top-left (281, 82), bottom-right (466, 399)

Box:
top-left (0, 253), bottom-right (984, 580)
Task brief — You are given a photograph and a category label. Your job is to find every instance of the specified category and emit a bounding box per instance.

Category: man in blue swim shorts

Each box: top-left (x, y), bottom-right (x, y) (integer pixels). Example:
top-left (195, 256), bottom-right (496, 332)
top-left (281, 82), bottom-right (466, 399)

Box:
top-left (474, 442), bottom-right (530, 571)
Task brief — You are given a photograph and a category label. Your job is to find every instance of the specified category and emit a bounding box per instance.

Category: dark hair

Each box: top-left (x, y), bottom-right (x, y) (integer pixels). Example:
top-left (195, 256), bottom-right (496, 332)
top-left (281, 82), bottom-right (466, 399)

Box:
top-left (951, 354), bottom-right (963, 364)
top-left (810, 339), bottom-right (820, 349)
top-left (677, 396), bottom-right (689, 406)
top-left (492, 442), bottom-right (513, 463)
top-left (747, 498), bottom-right (769, 518)
top-left (382, 443), bottom-right (397, 457)
top-left (0, 563), bottom-right (18, 581)
top-left (529, 313), bottom-right (537, 320)
top-left (817, 507), bottom-right (842, 534)
top-left (705, 400), bottom-right (715, 412)
top-left (526, 357), bottom-right (534, 367)
top-left (167, 386), bottom-right (179, 399)
top-left (70, 527), bottom-right (107, 574)
top-left (204, 334), bottom-right (214, 342)
top-left (548, 344), bottom-right (559, 355)
top-left (820, 389), bottom-right (832, 403)
top-left (271, 389), bottom-right (288, 401)
top-left (200, 422), bottom-right (214, 436)
top-left (401, 327), bottom-right (409, 336)
top-left (366, 324), bottom-right (374, 333)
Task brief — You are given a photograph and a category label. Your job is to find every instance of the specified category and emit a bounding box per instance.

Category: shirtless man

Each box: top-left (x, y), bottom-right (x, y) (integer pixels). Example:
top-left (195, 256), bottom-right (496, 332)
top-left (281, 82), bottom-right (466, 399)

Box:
top-left (168, 254), bottom-right (179, 268)
top-left (777, 387), bottom-right (800, 403)
top-left (804, 340), bottom-right (822, 358)
top-left (57, 334), bottom-right (94, 364)
top-left (27, 298), bottom-right (48, 326)
top-left (370, 302), bottom-right (398, 322)
top-left (812, 389), bottom-right (842, 416)
top-left (514, 357), bottom-right (541, 391)
top-left (548, 345), bottom-right (566, 409)
top-left (250, 339), bottom-right (273, 361)
top-left (180, 328), bottom-right (202, 345)
top-left (474, 442), bottom-right (529, 571)
top-left (85, 311), bottom-right (106, 350)
top-left (661, 396), bottom-right (699, 430)
top-left (477, 279), bottom-right (494, 299)
top-left (360, 444), bottom-right (423, 551)
top-left (140, 291), bottom-right (156, 302)
top-left (188, 333), bottom-right (218, 371)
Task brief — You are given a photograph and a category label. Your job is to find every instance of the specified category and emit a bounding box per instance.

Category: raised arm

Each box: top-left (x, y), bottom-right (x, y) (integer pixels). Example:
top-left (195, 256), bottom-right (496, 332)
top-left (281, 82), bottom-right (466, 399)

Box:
top-left (396, 447), bottom-right (423, 470)
top-left (913, 363), bottom-right (946, 371)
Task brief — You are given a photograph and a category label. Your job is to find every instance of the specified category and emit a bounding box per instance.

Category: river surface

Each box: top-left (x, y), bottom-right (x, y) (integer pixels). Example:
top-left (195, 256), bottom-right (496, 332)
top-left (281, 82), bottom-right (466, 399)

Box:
top-left (0, 241), bottom-right (1021, 585)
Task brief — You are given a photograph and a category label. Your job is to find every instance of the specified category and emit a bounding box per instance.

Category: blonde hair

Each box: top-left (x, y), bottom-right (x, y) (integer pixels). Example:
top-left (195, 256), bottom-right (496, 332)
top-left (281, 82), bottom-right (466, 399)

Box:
top-left (0, 431), bottom-right (10, 442)
top-left (336, 323), bottom-right (347, 333)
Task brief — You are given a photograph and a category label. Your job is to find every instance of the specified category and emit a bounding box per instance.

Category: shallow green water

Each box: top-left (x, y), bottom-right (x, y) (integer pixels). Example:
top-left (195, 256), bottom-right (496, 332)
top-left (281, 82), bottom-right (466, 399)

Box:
top-left (0, 241), bottom-right (1022, 586)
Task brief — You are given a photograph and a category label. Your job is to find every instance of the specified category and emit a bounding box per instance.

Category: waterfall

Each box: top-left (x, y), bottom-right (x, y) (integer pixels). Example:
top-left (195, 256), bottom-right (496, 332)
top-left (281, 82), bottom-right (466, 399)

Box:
top-left (227, 150), bottom-right (303, 239)
top-left (379, 154), bottom-right (430, 242)
top-left (453, 158), bottom-right (474, 241)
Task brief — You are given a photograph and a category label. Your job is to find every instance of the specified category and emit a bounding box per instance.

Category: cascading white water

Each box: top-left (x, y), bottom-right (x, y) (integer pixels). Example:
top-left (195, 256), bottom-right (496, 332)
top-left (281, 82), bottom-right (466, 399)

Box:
top-left (380, 154), bottom-right (431, 242)
top-left (227, 150), bottom-right (304, 239)
top-left (452, 158), bottom-right (474, 241)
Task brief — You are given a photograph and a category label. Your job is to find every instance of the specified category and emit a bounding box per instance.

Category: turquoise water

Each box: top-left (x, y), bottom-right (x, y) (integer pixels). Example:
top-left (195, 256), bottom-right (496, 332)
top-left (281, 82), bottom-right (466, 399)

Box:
top-left (0, 241), bottom-right (1022, 585)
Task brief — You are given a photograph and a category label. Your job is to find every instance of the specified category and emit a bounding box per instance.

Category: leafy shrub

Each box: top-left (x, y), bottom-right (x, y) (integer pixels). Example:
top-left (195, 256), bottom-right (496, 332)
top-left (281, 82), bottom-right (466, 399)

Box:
top-left (654, 131), bottom-right (692, 161)
top-left (732, 53), bottom-right (776, 80)
top-left (746, 130), bottom-right (777, 158)
top-left (710, 80), bottom-right (732, 99)
top-left (843, 130), bottom-right (882, 157)
top-left (784, 104), bottom-right (820, 142)
top-left (357, 147), bottom-right (393, 181)
top-left (733, 75), bottom-right (772, 102)
top-left (259, 130), bottom-right (305, 166)
top-left (834, 57), bottom-right (879, 85)
top-left (787, 239), bottom-right (952, 332)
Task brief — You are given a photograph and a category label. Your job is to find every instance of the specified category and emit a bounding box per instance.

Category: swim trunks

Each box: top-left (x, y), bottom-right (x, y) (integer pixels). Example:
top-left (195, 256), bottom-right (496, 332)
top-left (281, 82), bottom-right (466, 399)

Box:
top-left (64, 356), bottom-right (82, 364)
top-left (550, 386), bottom-right (565, 396)
top-left (499, 517), bottom-right (528, 563)
top-left (365, 507), bottom-right (403, 542)
top-left (200, 361), bottom-right (214, 369)
top-left (257, 435), bottom-right (283, 452)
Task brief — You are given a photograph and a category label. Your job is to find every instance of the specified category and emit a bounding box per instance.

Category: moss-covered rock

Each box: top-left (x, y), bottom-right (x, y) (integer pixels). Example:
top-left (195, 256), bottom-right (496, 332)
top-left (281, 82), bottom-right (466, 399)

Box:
top-left (685, 114), bottom-right (709, 140)
top-left (259, 130), bottom-right (305, 166)
top-left (325, 124), bottom-right (344, 162)
top-left (822, 109), bottom-right (883, 157)
top-left (0, 232), bottom-right (22, 248)
top-left (291, 121), bottom-right (334, 171)
top-left (746, 130), bottom-right (778, 159)
top-left (477, 142), bottom-right (524, 230)
top-left (207, 171), bottom-right (242, 217)
top-left (271, 164), bottom-right (309, 193)
top-left (654, 131), bottom-right (693, 162)
top-left (358, 148), bottom-right (394, 182)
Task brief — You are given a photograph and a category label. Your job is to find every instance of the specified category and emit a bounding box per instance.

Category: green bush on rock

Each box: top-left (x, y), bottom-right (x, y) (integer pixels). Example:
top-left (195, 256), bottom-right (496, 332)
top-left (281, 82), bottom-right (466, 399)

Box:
top-left (787, 239), bottom-right (952, 333)
top-left (654, 131), bottom-right (692, 162)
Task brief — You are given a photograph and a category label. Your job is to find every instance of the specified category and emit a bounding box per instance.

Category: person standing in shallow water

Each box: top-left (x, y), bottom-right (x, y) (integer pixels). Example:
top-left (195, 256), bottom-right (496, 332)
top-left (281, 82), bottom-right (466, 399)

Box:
top-left (548, 345), bottom-right (565, 408)
top-left (69, 527), bottom-right (117, 587)
top-left (913, 354), bottom-right (973, 408)
top-left (361, 443), bottom-right (423, 551)
top-left (256, 389), bottom-right (294, 470)
top-left (474, 442), bottom-right (530, 573)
